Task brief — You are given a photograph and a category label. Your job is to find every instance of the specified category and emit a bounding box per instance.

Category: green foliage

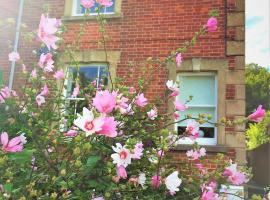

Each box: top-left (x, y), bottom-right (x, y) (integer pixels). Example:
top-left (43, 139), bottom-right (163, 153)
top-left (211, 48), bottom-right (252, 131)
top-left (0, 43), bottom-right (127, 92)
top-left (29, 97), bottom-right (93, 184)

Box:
top-left (246, 63), bottom-right (270, 114)
top-left (246, 111), bottom-right (270, 150)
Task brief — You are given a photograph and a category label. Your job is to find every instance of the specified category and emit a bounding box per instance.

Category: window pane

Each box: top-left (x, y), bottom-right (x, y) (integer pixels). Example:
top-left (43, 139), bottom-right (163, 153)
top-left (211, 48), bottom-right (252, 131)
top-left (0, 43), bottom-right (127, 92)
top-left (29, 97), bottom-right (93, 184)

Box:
top-left (178, 75), bottom-right (216, 106)
top-left (177, 107), bottom-right (216, 127)
top-left (76, 0), bottom-right (115, 14)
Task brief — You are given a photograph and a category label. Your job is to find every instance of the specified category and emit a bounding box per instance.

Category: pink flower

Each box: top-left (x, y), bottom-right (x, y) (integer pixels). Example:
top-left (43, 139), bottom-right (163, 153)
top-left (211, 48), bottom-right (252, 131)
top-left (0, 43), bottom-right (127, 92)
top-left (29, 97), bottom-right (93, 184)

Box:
top-left (157, 149), bottom-right (164, 157)
top-left (129, 87), bottom-right (136, 94)
top-left (135, 93), bottom-right (148, 107)
top-left (173, 112), bottom-right (180, 120)
top-left (205, 17), bottom-right (218, 32)
top-left (147, 107), bottom-right (158, 120)
top-left (31, 69), bottom-right (37, 78)
top-left (0, 132), bottom-right (24, 153)
top-left (176, 53), bottom-right (182, 67)
top-left (38, 53), bottom-right (54, 72)
top-left (96, 0), bottom-right (113, 7)
top-left (81, 0), bottom-right (95, 9)
top-left (74, 108), bottom-right (104, 137)
top-left (64, 130), bottom-right (78, 137)
top-left (131, 142), bottom-right (144, 159)
top-left (40, 84), bottom-right (49, 96)
top-left (38, 14), bottom-right (60, 50)
top-left (247, 105), bottom-right (266, 122)
top-left (201, 191), bottom-right (220, 200)
top-left (151, 175), bottom-right (161, 188)
top-left (22, 64), bottom-right (27, 73)
top-left (36, 95), bottom-right (46, 106)
top-left (111, 143), bottom-right (132, 167)
top-left (174, 101), bottom-right (187, 111)
top-left (93, 90), bottom-right (117, 114)
top-left (53, 70), bottom-right (65, 80)
top-left (116, 95), bottom-right (129, 114)
top-left (71, 84), bottom-right (80, 98)
top-left (117, 165), bottom-right (127, 179)
top-left (222, 161), bottom-right (248, 185)
top-left (96, 116), bottom-right (118, 138)
top-left (8, 52), bottom-right (20, 62)
top-left (186, 148), bottom-right (206, 160)
top-left (186, 120), bottom-right (200, 140)
top-left (166, 80), bottom-right (179, 98)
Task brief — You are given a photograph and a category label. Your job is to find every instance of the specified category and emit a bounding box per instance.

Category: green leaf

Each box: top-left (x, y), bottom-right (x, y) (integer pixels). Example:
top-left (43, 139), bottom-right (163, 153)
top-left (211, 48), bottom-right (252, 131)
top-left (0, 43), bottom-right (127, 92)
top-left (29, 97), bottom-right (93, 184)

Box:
top-left (86, 155), bottom-right (101, 169)
top-left (4, 183), bottom-right (12, 193)
top-left (7, 149), bottom-right (34, 164)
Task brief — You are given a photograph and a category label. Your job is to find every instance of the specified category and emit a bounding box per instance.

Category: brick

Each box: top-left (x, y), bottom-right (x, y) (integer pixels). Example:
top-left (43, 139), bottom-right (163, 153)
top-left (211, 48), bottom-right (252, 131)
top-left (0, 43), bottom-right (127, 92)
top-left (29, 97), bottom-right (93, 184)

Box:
top-left (227, 12), bottom-right (245, 27)
top-left (235, 56), bottom-right (245, 69)
top-left (226, 70), bottom-right (245, 84)
top-left (226, 100), bottom-right (246, 115)
top-left (226, 41), bottom-right (245, 55)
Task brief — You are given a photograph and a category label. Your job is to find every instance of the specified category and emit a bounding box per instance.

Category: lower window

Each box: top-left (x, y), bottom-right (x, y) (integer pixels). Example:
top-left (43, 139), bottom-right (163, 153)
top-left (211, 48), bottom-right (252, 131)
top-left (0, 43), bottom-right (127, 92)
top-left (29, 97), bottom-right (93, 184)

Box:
top-left (175, 72), bottom-right (218, 145)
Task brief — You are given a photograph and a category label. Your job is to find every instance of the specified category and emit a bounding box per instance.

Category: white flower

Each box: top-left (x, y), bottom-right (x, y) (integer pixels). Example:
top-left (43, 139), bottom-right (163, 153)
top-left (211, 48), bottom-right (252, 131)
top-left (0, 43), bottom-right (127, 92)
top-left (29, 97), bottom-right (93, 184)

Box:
top-left (111, 143), bottom-right (132, 167)
top-left (20, 133), bottom-right (27, 144)
top-left (74, 107), bottom-right (104, 137)
top-left (165, 171), bottom-right (182, 195)
top-left (166, 80), bottom-right (177, 91)
top-left (147, 107), bottom-right (158, 120)
top-left (138, 173), bottom-right (146, 188)
top-left (199, 148), bottom-right (206, 157)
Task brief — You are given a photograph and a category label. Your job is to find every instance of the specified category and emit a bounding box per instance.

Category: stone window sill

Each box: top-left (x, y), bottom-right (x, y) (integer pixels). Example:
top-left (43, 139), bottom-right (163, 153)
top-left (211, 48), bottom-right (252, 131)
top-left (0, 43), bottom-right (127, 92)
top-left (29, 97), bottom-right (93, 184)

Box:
top-left (173, 144), bottom-right (231, 153)
top-left (62, 13), bottom-right (123, 22)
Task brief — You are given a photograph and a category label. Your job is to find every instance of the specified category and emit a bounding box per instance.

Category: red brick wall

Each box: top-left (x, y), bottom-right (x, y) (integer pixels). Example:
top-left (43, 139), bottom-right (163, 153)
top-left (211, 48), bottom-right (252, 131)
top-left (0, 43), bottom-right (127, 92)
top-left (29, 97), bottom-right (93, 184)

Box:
top-left (0, 0), bottom-right (245, 164)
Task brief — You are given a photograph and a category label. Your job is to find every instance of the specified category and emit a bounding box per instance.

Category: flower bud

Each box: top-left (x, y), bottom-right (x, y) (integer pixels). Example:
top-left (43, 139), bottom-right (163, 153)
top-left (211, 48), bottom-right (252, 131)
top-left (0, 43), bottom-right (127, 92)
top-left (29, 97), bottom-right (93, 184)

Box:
top-left (60, 169), bottom-right (66, 176)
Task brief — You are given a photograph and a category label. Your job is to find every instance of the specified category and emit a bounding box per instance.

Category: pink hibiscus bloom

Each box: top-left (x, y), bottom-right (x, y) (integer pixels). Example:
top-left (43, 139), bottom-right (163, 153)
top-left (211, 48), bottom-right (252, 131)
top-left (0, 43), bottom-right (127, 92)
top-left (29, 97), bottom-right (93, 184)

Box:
top-left (96, 0), bottom-right (113, 7)
top-left (40, 84), bottom-right (49, 96)
top-left (74, 107), bottom-right (104, 137)
top-left (147, 107), bottom-right (158, 120)
top-left (117, 165), bottom-right (127, 179)
top-left (93, 90), bottom-right (117, 114)
top-left (174, 101), bottom-right (187, 111)
top-left (53, 70), bottom-right (65, 80)
top-left (223, 161), bottom-right (248, 185)
top-left (38, 14), bottom-right (60, 50)
top-left (186, 120), bottom-right (200, 140)
top-left (205, 17), bottom-right (218, 32)
top-left (0, 132), bottom-right (24, 153)
top-left (173, 112), bottom-right (180, 120)
top-left (96, 116), bottom-right (118, 137)
top-left (176, 53), bottom-right (182, 67)
top-left (116, 95), bottom-right (129, 114)
top-left (129, 86), bottom-right (136, 94)
top-left (71, 84), bottom-right (80, 98)
top-left (201, 191), bottom-right (220, 200)
top-left (36, 95), bottom-right (46, 106)
top-left (247, 105), bottom-right (266, 122)
top-left (38, 53), bottom-right (54, 72)
top-left (131, 142), bottom-right (144, 159)
top-left (64, 129), bottom-right (78, 137)
top-left (81, 0), bottom-right (95, 9)
top-left (8, 52), bottom-right (20, 62)
top-left (31, 69), bottom-right (37, 78)
top-left (135, 93), bottom-right (148, 107)
top-left (151, 175), bottom-right (161, 188)
top-left (186, 148), bottom-right (206, 160)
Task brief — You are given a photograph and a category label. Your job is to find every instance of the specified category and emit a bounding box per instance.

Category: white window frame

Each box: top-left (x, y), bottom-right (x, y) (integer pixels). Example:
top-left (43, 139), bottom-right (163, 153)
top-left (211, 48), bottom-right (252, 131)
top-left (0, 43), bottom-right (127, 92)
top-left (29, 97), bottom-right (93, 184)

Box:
top-left (175, 72), bottom-right (218, 146)
top-left (72, 0), bottom-right (115, 16)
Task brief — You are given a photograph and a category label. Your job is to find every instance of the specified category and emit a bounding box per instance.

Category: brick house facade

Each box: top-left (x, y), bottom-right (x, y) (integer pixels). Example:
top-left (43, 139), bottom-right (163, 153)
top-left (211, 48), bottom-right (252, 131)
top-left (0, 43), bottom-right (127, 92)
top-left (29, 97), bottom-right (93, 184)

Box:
top-left (0, 0), bottom-right (246, 165)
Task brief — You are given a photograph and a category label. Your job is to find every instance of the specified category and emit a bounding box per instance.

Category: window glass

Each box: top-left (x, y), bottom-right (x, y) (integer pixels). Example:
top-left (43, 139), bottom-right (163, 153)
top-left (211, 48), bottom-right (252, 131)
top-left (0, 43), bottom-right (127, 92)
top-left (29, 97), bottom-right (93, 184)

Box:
top-left (176, 73), bottom-right (217, 145)
top-left (75, 0), bottom-right (115, 15)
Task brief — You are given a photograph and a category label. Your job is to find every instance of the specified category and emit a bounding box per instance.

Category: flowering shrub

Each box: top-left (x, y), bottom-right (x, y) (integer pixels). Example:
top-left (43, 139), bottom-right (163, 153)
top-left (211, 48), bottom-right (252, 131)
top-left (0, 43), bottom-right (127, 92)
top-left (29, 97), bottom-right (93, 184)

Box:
top-left (0, 1), bottom-right (266, 199)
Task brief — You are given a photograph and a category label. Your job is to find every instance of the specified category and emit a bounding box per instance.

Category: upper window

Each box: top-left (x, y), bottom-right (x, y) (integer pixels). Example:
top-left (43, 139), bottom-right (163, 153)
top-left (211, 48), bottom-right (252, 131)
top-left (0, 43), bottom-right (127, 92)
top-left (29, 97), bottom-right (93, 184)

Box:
top-left (64, 64), bottom-right (109, 114)
top-left (175, 73), bottom-right (217, 145)
top-left (72, 0), bottom-right (116, 16)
